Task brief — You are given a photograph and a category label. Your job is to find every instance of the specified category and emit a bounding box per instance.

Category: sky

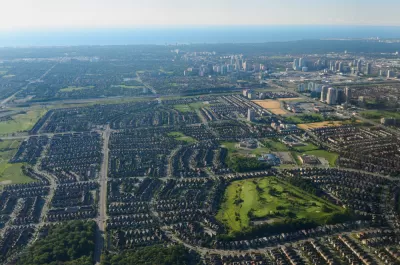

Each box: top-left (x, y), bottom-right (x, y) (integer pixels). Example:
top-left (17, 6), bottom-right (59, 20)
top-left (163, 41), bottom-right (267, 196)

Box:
top-left (0, 0), bottom-right (400, 31)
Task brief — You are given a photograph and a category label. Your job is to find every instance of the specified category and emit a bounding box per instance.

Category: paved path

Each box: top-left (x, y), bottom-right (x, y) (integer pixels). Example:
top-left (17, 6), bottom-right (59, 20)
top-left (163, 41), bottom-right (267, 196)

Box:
top-left (94, 126), bottom-right (111, 264)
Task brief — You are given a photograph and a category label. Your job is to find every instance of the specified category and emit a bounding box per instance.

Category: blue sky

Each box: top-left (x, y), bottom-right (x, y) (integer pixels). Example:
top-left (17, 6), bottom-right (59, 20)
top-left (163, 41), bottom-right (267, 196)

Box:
top-left (0, 0), bottom-right (399, 30)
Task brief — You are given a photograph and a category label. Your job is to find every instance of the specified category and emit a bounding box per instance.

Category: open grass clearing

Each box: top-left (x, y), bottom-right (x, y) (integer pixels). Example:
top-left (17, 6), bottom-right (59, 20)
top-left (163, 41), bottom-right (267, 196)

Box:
top-left (168, 132), bottom-right (197, 143)
top-left (0, 140), bottom-right (34, 185)
top-left (303, 150), bottom-right (339, 167)
top-left (59, 86), bottom-right (95, 92)
top-left (216, 176), bottom-right (343, 233)
top-left (0, 108), bottom-right (47, 135)
top-left (173, 102), bottom-right (208, 113)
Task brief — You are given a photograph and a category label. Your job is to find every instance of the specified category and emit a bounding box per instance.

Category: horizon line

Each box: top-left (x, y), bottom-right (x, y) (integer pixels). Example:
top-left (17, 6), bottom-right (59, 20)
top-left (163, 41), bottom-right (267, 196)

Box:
top-left (1, 24), bottom-right (400, 32)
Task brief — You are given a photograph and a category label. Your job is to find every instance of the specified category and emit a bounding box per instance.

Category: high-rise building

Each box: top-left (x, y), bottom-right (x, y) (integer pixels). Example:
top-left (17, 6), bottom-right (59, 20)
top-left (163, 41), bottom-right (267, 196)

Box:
top-left (338, 62), bottom-right (344, 72)
top-left (293, 59), bottom-right (299, 70)
top-left (336, 89), bottom-right (346, 104)
top-left (335, 61), bottom-right (340, 72)
top-left (321, 86), bottom-right (329, 102)
top-left (365, 63), bottom-right (371, 75)
top-left (357, 60), bottom-right (362, 72)
top-left (243, 89), bottom-right (249, 97)
top-left (235, 56), bottom-right (241, 72)
top-left (387, 70), bottom-right (393, 78)
top-left (345, 87), bottom-right (352, 103)
top-left (299, 58), bottom-right (305, 67)
top-left (308, 82), bottom-right (315, 92)
top-left (247, 109), bottom-right (255, 122)
top-left (247, 91), bottom-right (255, 100)
top-left (298, 84), bottom-right (305, 92)
top-left (327, 87), bottom-right (337, 105)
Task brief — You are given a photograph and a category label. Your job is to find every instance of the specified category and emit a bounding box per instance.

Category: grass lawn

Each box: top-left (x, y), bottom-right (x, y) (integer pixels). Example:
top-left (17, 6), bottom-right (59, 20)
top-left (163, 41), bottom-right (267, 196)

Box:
top-left (0, 108), bottom-right (47, 135)
top-left (304, 150), bottom-right (339, 167)
top-left (0, 140), bottom-right (34, 184)
top-left (262, 139), bottom-right (289, 151)
top-left (59, 86), bottom-right (95, 92)
top-left (360, 110), bottom-right (400, 121)
top-left (216, 177), bottom-right (343, 233)
top-left (173, 102), bottom-right (208, 113)
top-left (168, 132), bottom-right (197, 143)
top-left (112, 84), bottom-right (144, 89)
top-left (294, 143), bottom-right (319, 152)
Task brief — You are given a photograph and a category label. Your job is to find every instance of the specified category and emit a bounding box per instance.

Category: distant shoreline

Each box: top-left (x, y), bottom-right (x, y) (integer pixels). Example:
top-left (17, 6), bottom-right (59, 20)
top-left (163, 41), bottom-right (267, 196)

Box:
top-left (1, 26), bottom-right (400, 47)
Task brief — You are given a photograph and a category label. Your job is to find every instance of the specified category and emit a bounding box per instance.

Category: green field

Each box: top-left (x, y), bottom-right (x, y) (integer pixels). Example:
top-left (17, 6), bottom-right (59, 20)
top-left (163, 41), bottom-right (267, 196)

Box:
top-left (294, 143), bottom-right (319, 152)
top-left (222, 139), bottom-right (288, 159)
top-left (0, 140), bottom-right (34, 184)
top-left (173, 102), bottom-right (208, 113)
top-left (168, 132), bottom-right (197, 143)
top-left (59, 86), bottom-right (95, 92)
top-left (262, 139), bottom-right (289, 151)
top-left (0, 108), bottom-right (47, 135)
top-left (112, 84), bottom-right (145, 89)
top-left (285, 113), bottom-right (338, 124)
top-left (304, 150), bottom-right (339, 167)
top-left (216, 177), bottom-right (343, 233)
top-left (360, 110), bottom-right (400, 121)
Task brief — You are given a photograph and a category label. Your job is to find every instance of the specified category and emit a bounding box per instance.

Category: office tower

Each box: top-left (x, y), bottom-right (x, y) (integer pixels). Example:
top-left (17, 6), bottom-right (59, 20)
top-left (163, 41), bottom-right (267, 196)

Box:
top-left (293, 59), bottom-right (299, 70)
top-left (335, 61), bottom-right (340, 72)
top-left (329, 61), bottom-right (334, 71)
top-left (321, 86), bottom-right (328, 102)
top-left (345, 87), bottom-right (352, 103)
top-left (357, 60), bottom-right (362, 72)
top-left (336, 89), bottom-right (345, 104)
top-left (243, 89), bottom-right (248, 97)
top-left (298, 84), bottom-right (305, 92)
top-left (230, 56), bottom-right (234, 65)
top-left (247, 109), bottom-right (255, 122)
top-left (365, 63), bottom-right (371, 75)
top-left (220, 65), bottom-right (227, 75)
top-left (243, 61), bottom-right (248, 71)
top-left (387, 70), bottom-right (393, 78)
top-left (308, 82), bottom-right (315, 92)
top-left (338, 62), bottom-right (344, 72)
top-left (235, 56), bottom-right (241, 71)
top-left (327, 87), bottom-right (337, 105)
top-left (299, 58), bottom-right (305, 67)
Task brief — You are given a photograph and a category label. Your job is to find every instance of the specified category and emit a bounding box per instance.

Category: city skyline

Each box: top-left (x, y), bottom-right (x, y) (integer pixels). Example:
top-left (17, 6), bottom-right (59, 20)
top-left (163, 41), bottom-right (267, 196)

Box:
top-left (1, 0), bottom-right (400, 31)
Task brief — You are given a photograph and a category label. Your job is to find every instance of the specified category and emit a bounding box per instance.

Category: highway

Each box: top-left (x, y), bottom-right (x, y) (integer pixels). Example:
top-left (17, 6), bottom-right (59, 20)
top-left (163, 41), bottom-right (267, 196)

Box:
top-left (1, 62), bottom-right (58, 107)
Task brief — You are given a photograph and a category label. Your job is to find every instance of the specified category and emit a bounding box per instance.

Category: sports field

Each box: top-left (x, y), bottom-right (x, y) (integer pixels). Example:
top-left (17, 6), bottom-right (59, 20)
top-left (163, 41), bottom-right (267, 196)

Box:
top-left (252, 100), bottom-right (287, 115)
top-left (216, 177), bottom-right (343, 233)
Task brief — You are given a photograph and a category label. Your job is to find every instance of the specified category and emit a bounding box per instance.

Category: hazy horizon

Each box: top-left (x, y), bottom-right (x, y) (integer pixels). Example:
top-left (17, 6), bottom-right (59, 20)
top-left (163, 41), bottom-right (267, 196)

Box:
top-left (1, 0), bottom-right (400, 31)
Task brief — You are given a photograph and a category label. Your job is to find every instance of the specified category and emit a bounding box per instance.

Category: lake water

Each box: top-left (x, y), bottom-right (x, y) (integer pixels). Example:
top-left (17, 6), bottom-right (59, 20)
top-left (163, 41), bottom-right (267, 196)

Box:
top-left (1, 26), bottom-right (400, 46)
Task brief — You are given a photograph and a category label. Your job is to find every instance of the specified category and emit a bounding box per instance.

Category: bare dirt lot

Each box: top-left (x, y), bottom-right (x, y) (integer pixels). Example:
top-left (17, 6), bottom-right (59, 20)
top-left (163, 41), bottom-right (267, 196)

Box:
top-left (252, 100), bottom-right (287, 115)
top-left (297, 121), bottom-right (344, 130)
